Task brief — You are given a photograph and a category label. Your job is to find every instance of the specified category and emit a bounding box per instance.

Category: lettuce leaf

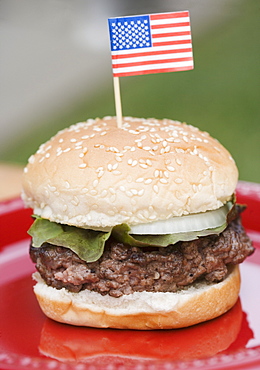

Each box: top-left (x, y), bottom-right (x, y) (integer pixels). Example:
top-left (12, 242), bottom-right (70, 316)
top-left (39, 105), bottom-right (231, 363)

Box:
top-left (28, 218), bottom-right (111, 262)
top-left (28, 216), bottom-right (227, 263)
top-left (112, 222), bottom-right (227, 248)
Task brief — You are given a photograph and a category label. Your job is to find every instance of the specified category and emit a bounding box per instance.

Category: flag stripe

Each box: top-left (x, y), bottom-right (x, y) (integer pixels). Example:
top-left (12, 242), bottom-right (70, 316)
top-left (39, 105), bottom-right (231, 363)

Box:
top-left (112, 56), bottom-right (193, 69)
top-left (152, 31), bottom-right (191, 38)
top-left (114, 65), bottom-right (193, 78)
top-left (150, 11), bottom-right (189, 20)
top-left (150, 17), bottom-right (190, 26)
top-left (153, 39), bottom-right (192, 47)
top-left (111, 43), bottom-right (192, 56)
top-left (152, 35), bottom-right (191, 43)
top-left (111, 47), bottom-right (193, 60)
top-left (112, 53), bottom-right (193, 65)
top-left (114, 60), bottom-right (193, 72)
top-left (151, 22), bottom-right (190, 30)
top-left (152, 27), bottom-right (191, 35)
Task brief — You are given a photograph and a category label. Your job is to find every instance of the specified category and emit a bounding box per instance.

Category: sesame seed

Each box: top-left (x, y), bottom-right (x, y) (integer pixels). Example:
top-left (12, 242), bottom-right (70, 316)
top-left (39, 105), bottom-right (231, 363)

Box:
top-left (79, 163), bottom-right (87, 168)
top-left (131, 198), bottom-right (137, 206)
top-left (167, 203), bottom-right (174, 211)
top-left (120, 186), bottom-right (126, 191)
top-left (28, 155), bottom-right (35, 164)
top-left (110, 194), bottom-right (116, 203)
top-left (144, 179), bottom-right (153, 184)
top-left (109, 188), bottom-right (116, 194)
top-left (154, 170), bottom-right (160, 178)
top-left (101, 190), bottom-right (108, 198)
top-left (160, 178), bottom-right (168, 184)
top-left (138, 189), bottom-right (145, 196)
top-left (176, 148), bottom-right (185, 154)
top-left (112, 163), bottom-right (118, 170)
top-left (140, 163), bottom-right (148, 169)
top-left (153, 185), bottom-right (159, 193)
top-left (175, 178), bottom-right (183, 184)
top-left (93, 180), bottom-right (99, 188)
top-left (136, 177), bottom-right (144, 183)
top-left (167, 165), bottom-right (175, 172)
top-left (176, 159), bottom-right (182, 166)
top-left (71, 196), bottom-right (79, 206)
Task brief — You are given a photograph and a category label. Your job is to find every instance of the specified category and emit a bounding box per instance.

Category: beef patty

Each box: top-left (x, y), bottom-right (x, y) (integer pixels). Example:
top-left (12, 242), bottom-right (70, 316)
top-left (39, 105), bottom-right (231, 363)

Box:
top-left (30, 210), bottom-right (254, 298)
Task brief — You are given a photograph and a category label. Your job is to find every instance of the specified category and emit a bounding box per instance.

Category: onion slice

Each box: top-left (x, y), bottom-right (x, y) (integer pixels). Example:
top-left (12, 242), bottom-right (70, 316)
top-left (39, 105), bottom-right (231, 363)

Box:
top-left (130, 203), bottom-right (233, 235)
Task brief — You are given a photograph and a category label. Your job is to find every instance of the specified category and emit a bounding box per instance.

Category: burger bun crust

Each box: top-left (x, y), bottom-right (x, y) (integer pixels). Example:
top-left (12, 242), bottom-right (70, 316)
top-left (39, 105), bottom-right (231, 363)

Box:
top-left (21, 117), bottom-right (238, 229)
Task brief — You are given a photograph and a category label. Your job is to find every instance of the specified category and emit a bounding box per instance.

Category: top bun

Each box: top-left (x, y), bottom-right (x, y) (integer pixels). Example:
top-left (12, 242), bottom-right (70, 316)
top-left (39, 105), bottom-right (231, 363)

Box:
top-left (21, 117), bottom-right (238, 229)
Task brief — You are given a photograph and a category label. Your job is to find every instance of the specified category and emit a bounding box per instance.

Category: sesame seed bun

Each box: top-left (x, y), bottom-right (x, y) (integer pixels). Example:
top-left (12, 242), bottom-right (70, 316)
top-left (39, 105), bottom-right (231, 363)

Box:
top-left (21, 117), bottom-right (238, 229)
top-left (32, 265), bottom-right (240, 330)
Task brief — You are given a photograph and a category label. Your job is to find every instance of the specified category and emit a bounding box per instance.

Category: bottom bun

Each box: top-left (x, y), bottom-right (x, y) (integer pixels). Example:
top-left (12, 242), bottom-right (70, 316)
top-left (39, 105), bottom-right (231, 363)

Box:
top-left (33, 265), bottom-right (240, 330)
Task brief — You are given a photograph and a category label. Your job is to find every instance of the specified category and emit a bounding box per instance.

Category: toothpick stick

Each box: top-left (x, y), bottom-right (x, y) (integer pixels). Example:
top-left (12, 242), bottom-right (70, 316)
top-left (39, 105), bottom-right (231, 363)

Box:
top-left (113, 76), bottom-right (123, 128)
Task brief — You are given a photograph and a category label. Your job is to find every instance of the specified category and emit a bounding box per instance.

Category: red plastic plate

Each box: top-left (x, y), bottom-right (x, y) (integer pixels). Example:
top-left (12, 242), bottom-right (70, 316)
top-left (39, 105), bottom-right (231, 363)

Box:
top-left (0, 181), bottom-right (260, 370)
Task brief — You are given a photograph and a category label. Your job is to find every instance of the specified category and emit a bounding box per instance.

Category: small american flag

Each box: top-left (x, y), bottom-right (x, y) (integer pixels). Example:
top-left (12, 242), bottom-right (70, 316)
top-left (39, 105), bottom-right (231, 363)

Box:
top-left (108, 11), bottom-right (194, 77)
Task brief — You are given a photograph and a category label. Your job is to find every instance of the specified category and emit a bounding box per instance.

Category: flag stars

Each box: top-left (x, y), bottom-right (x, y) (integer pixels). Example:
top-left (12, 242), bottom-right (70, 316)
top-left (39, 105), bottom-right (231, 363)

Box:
top-left (109, 15), bottom-right (151, 51)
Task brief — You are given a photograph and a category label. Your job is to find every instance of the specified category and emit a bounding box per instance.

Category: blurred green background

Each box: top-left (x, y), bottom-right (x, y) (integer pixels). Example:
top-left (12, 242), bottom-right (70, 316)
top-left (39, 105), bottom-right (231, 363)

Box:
top-left (1, 0), bottom-right (259, 183)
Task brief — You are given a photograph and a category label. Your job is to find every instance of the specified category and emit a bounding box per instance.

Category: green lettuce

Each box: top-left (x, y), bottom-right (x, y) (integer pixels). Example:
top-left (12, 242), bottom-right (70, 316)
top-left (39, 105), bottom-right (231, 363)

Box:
top-left (28, 217), bottom-right (111, 263)
top-left (112, 223), bottom-right (226, 248)
top-left (28, 216), bottom-right (227, 263)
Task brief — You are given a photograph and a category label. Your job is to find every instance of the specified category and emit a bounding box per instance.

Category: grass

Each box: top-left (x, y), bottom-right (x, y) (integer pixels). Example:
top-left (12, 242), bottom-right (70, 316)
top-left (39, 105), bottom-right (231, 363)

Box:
top-left (2, 0), bottom-right (260, 182)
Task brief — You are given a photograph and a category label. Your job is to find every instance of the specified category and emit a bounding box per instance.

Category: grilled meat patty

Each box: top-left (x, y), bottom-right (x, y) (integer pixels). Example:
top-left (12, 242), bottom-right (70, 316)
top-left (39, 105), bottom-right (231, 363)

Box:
top-left (30, 208), bottom-right (254, 298)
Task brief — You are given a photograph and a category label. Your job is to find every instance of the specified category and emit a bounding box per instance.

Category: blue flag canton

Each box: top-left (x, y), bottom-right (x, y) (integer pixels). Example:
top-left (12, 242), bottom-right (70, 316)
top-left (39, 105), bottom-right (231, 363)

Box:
top-left (108, 15), bottom-right (152, 51)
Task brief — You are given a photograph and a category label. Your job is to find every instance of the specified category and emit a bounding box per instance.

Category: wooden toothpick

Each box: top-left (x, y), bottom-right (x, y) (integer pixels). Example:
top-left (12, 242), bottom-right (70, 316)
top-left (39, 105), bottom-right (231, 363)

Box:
top-left (113, 76), bottom-right (123, 128)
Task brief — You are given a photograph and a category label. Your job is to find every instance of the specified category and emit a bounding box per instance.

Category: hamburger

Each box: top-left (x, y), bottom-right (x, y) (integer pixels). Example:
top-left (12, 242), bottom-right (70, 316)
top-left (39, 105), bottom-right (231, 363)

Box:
top-left (21, 116), bottom-right (254, 330)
